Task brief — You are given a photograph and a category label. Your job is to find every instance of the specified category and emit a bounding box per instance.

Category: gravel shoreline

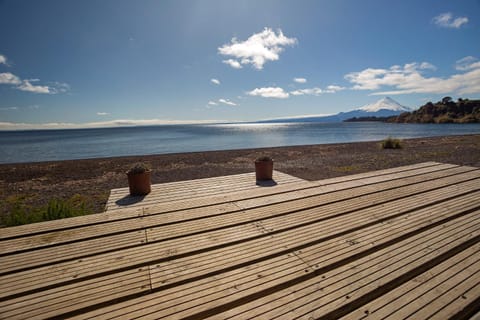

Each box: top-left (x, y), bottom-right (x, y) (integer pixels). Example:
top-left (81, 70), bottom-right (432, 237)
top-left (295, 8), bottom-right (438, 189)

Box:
top-left (1, 134), bottom-right (479, 217)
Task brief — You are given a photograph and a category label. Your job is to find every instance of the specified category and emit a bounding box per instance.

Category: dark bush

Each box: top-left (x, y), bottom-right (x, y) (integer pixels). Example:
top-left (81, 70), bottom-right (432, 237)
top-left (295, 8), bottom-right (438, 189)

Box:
top-left (381, 137), bottom-right (403, 149)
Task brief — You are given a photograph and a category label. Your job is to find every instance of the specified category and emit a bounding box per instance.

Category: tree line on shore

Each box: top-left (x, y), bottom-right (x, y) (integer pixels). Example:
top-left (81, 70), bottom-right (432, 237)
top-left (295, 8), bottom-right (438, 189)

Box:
top-left (345, 97), bottom-right (480, 123)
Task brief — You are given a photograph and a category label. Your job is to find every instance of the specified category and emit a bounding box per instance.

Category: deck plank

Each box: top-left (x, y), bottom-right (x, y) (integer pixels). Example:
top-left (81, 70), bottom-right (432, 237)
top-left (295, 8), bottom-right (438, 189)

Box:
top-left (339, 245), bottom-right (480, 319)
top-left (0, 230), bottom-right (146, 275)
top-left (0, 267), bottom-right (150, 320)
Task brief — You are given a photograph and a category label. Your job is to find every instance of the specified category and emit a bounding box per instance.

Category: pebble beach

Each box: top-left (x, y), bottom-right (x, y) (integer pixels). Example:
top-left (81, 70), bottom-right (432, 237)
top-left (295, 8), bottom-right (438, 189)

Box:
top-left (1, 134), bottom-right (479, 222)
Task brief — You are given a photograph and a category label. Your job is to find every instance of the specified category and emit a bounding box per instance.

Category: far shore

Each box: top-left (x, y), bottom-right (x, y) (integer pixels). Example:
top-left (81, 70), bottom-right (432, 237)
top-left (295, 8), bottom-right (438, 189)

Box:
top-left (1, 134), bottom-right (479, 220)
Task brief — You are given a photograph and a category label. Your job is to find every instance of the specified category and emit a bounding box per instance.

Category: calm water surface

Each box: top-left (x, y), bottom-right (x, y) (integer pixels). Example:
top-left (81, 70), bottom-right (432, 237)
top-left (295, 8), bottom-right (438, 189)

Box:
top-left (0, 122), bottom-right (479, 164)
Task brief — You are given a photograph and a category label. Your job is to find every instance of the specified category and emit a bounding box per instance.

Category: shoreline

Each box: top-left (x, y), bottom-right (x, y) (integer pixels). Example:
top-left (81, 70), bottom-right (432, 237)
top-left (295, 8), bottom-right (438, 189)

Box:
top-left (2, 132), bottom-right (480, 166)
top-left (1, 134), bottom-right (480, 221)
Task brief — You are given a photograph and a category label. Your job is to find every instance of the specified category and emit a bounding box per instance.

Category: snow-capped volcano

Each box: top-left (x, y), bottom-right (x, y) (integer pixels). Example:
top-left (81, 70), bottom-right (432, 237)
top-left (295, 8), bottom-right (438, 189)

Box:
top-left (259, 97), bottom-right (411, 123)
top-left (357, 97), bottom-right (410, 112)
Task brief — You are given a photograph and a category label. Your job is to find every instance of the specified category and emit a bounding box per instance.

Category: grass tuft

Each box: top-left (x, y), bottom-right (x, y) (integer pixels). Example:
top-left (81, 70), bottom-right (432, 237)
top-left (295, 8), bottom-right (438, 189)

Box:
top-left (1, 194), bottom-right (92, 227)
top-left (381, 137), bottom-right (403, 149)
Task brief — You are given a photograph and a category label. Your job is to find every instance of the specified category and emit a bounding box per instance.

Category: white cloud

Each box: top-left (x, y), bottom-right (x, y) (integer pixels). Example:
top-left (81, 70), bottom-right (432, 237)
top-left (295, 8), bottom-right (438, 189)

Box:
top-left (218, 98), bottom-right (237, 106)
top-left (345, 60), bottom-right (480, 95)
top-left (0, 55), bottom-right (69, 94)
top-left (248, 84), bottom-right (344, 98)
top-left (290, 85), bottom-right (345, 96)
top-left (455, 56), bottom-right (480, 71)
top-left (418, 62), bottom-right (437, 71)
top-left (0, 72), bottom-right (21, 85)
top-left (211, 78), bottom-right (220, 85)
top-left (17, 79), bottom-right (50, 94)
top-left (48, 82), bottom-right (70, 94)
top-left (0, 106), bottom-right (19, 111)
top-left (207, 99), bottom-right (238, 107)
top-left (97, 112), bottom-right (110, 116)
top-left (218, 28), bottom-right (297, 70)
top-left (222, 59), bottom-right (243, 69)
top-left (247, 87), bottom-right (289, 99)
top-left (325, 85), bottom-right (346, 93)
top-left (433, 12), bottom-right (468, 28)
top-left (0, 55), bottom-right (7, 65)
top-left (293, 77), bottom-right (307, 83)
top-left (0, 72), bottom-right (69, 94)
top-left (290, 87), bottom-right (323, 96)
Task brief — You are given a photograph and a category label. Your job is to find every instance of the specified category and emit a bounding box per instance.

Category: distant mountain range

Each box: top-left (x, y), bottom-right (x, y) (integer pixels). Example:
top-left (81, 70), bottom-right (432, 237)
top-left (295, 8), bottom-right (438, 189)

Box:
top-left (260, 97), bottom-right (411, 123)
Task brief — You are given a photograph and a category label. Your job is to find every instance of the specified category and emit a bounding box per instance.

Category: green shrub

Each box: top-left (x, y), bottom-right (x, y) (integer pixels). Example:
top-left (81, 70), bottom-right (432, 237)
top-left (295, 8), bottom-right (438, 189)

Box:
top-left (42, 198), bottom-right (86, 221)
top-left (381, 137), bottom-right (403, 149)
top-left (1, 195), bottom-right (91, 227)
top-left (1, 196), bottom-right (36, 226)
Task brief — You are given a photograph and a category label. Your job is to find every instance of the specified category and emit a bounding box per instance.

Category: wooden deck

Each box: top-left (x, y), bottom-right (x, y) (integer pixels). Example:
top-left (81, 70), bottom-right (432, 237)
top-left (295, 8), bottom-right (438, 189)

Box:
top-left (1, 162), bottom-right (479, 319)
top-left (105, 170), bottom-right (306, 211)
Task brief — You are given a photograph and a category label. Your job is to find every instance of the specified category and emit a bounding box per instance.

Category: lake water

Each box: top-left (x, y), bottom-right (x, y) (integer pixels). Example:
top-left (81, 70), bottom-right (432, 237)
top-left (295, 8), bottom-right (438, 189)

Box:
top-left (0, 122), bottom-right (479, 164)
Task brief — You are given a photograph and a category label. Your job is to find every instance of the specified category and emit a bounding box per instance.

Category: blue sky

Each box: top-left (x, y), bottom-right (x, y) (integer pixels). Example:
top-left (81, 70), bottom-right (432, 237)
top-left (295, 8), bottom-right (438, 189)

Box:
top-left (0, 0), bottom-right (479, 129)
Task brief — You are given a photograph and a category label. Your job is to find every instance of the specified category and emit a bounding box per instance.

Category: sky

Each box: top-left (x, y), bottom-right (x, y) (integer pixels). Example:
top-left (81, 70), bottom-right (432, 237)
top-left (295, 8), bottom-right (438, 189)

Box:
top-left (0, 0), bottom-right (479, 129)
